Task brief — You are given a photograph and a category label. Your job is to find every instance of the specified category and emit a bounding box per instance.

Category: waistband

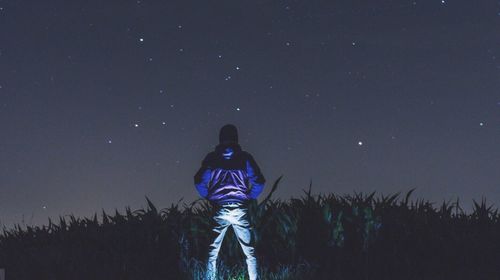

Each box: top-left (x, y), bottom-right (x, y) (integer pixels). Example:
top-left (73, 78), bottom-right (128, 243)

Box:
top-left (218, 201), bottom-right (245, 207)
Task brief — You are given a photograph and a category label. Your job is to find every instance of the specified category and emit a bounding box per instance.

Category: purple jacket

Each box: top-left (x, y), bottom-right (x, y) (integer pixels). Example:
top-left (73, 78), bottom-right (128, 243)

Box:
top-left (194, 143), bottom-right (266, 205)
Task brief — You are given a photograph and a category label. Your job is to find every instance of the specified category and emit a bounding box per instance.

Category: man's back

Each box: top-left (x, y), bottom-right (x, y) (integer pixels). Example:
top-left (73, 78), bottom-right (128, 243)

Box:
top-left (194, 142), bottom-right (266, 205)
top-left (194, 124), bottom-right (265, 205)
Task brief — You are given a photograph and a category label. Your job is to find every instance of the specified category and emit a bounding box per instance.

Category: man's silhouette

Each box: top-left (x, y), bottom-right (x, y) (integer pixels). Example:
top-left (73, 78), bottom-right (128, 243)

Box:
top-left (194, 124), bottom-right (266, 280)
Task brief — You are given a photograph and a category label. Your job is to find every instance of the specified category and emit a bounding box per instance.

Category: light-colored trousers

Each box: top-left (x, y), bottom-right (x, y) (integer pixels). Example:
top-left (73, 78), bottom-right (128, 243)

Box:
top-left (206, 202), bottom-right (258, 280)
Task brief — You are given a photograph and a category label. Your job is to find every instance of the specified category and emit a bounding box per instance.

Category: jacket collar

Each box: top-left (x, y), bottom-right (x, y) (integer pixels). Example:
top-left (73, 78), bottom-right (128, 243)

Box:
top-left (214, 142), bottom-right (242, 154)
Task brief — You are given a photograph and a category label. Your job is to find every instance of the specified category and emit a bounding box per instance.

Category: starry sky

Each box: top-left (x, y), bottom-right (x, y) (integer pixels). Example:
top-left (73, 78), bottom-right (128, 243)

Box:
top-left (1, 0), bottom-right (500, 228)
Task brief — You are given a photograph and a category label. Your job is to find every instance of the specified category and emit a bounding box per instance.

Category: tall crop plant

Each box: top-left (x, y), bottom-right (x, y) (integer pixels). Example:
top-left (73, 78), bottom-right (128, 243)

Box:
top-left (1, 177), bottom-right (499, 279)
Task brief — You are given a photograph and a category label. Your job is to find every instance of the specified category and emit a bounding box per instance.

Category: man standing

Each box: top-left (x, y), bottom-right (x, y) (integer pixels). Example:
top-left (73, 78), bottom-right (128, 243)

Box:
top-left (194, 124), bottom-right (266, 280)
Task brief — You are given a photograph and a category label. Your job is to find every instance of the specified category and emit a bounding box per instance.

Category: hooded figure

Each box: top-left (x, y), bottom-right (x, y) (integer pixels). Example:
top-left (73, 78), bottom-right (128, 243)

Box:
top-left (194, 124), bottom-right (266, 205)
top-left (194, 124), bottom-right (265, 280)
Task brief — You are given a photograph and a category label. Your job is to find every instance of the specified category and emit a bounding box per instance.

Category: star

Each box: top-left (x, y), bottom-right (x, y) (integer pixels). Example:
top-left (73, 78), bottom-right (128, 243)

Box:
top-left (358, 141), bottom-right (363, 146)
top-left (139, 38), bottom-right (144, 42)
top-left (236, 107), bottom-right (241, 111)
top-left (479, 122), bottom-right (484, 126)
top-left (107, 139), bottom-right (112, 144)
top-left (133, 123), bottom-right (140, 127)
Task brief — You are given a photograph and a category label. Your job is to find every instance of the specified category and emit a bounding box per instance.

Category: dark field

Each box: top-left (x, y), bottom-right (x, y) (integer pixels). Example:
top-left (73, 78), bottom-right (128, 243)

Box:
top-left (1, 177), bottom-right (499, 280)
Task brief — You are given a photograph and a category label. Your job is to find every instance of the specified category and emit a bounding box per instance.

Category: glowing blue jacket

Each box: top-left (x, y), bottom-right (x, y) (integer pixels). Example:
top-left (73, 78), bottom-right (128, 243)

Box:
top-left (194, 143), bottom-right (266, 205)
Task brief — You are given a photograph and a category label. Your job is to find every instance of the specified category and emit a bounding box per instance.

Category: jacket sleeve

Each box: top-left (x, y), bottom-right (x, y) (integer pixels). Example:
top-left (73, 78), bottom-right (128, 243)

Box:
top-left (246, 153), bottom-right (266, 199)
top-left (194, 153), bottom-right (213, 198)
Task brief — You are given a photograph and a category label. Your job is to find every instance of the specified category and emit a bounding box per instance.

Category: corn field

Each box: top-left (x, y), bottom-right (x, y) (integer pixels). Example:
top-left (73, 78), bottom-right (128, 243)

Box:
top-left (1, 176), bottom-right (499, 280)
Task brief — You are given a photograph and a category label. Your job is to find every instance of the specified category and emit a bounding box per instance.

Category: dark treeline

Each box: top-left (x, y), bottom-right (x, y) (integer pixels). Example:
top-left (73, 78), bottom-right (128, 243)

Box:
top-left (1, 176), bottom-right (499, 280)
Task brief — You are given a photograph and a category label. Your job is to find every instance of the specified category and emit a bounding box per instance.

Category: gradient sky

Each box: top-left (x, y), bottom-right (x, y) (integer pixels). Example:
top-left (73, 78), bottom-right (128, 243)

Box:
top-left (1, 0), bottom-right (499, 228)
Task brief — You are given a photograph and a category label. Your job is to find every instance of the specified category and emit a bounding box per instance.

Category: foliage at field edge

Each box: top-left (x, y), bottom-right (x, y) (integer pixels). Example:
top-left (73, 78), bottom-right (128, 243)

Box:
top-left (1, 176), bottom-right (500, 280)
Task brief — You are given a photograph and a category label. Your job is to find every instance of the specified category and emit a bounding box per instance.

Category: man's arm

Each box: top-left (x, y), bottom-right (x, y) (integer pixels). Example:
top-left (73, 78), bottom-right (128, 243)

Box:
top-left (246, 154), bottom-right (266, 199)
top-left (194, 154), bottom-right (213, 198)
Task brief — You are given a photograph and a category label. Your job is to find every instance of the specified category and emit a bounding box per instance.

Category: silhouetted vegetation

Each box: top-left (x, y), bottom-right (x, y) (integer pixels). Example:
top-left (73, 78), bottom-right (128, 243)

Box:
top-left (1, 176), bottom-right (499, 279)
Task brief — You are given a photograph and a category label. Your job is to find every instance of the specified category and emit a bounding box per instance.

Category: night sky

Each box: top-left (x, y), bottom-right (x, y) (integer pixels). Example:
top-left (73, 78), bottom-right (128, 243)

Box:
top-left (1, 0), bottom-right (500, 228)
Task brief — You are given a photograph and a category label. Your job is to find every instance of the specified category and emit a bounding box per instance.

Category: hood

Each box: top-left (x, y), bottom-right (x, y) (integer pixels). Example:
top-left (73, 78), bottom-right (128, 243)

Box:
top-left (219, 124), bottom-right (239, 144)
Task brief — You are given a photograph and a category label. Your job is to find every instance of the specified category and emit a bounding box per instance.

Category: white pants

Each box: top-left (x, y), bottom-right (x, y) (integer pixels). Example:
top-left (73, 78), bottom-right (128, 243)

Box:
top-left (206, 202), bottom-right (258, 280)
